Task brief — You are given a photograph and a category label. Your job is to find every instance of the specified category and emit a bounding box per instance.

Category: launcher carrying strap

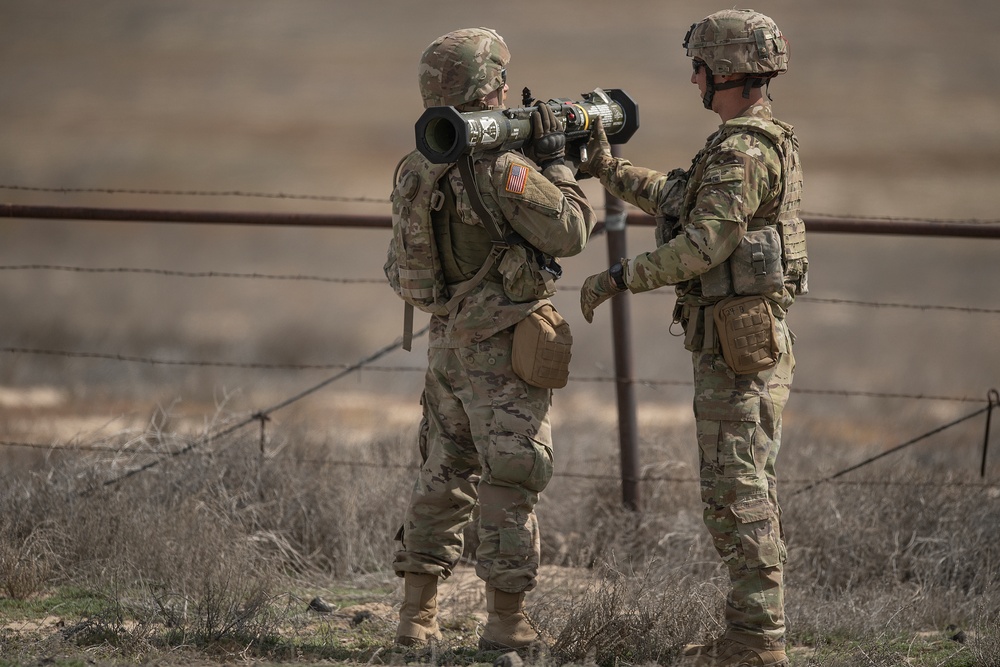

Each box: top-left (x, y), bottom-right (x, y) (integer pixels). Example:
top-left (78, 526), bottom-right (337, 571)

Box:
top-left (457, 154), bottom-right (509, 246)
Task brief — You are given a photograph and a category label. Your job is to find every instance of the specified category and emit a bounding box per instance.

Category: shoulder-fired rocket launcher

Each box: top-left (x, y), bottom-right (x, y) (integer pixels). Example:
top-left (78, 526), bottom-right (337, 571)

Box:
top-left (415, 87), bottom-right (639, 164)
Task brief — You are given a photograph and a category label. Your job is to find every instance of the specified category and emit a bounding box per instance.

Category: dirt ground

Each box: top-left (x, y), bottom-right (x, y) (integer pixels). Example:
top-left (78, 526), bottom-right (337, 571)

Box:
top-left (1, 1), bottom-right (999, 470)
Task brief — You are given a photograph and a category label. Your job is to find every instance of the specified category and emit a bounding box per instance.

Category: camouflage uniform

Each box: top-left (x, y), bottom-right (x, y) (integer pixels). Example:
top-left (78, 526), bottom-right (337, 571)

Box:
top-left (580, 10), bottom-right (806, 656)
top-left (392, 28), bottom-right (596, 595)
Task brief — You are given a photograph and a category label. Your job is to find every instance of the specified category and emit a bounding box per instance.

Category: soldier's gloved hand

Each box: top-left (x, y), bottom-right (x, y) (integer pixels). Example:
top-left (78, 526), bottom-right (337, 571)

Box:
top-left (563, 141), bottom-right (585, 177)
top-left (526, 102), bottom-right (566, 169)
top-left (580, 260), bottom-right (628, 323)
top-left (579, 116), bottom-right (613, 178)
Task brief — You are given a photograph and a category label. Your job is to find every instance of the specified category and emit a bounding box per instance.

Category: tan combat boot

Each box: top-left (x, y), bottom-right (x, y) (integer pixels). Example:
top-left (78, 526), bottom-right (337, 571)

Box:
top-left (478, 585), bottom-right (540, 652)
top-left (395, 572), bottom-right (443, 646)
top-left (680, 637), bottom-right (788, 666)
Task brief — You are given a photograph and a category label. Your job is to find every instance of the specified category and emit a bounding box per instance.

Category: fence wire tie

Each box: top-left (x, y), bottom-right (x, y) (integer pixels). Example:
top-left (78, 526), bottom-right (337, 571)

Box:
top-left (982, 388), bottom-right (999, 478)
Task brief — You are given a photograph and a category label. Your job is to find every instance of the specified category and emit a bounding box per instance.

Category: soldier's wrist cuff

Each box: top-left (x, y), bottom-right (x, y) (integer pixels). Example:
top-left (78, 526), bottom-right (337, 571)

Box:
top-left (609, 261), bottom-right (628, 290)
top-left (593, 155), bottom-right (616, 179)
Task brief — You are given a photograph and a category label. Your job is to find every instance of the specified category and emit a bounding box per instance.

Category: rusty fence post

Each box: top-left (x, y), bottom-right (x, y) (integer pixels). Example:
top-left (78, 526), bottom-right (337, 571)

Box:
top-left (604, 145), bottom-right (641, 511)
top-left (983, 389), bottom-right (999, 478)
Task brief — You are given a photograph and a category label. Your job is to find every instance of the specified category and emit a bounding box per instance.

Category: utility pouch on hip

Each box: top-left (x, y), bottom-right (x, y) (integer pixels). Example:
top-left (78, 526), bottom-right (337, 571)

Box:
top-left (512, 303), bottom-right (572, 389)
top-left (731, 226), bottom-right (784, 295)
top-left (713, 295), bottom-right (779, 374)
top-left (701, 226), bottom-right (784, 298)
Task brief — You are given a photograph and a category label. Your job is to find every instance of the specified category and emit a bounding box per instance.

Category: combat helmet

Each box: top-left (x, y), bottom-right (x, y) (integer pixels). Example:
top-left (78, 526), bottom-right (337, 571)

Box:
top-left (683, 9), bottom-right (788, 108)
top-left (419, 27), bottom-right (510, 110)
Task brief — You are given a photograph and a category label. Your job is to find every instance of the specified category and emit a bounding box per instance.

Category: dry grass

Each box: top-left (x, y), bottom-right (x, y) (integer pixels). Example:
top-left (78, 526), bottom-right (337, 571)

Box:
top-left (1, 409), bottom-right (998, 666)
top-left (2, 3), bottom-right (999, 665)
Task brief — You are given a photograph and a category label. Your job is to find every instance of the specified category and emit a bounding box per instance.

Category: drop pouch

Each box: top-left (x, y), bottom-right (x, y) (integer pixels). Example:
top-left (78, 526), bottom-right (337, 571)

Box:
top-left (512, 303), bottom-right (572, 389)
top-left (713, 295), bottom-right (779, 374)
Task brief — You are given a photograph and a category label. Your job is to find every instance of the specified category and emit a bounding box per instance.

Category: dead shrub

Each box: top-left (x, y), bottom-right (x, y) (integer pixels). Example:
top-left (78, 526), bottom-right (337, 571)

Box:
top-left (3, 406), bottom-right (999, 664)
top-left (0, 519), bottom-right (62, 600)
top-left (533, 560), bottom-right (718, 667)
top-left (968, 613), bottom-right (1000, 667)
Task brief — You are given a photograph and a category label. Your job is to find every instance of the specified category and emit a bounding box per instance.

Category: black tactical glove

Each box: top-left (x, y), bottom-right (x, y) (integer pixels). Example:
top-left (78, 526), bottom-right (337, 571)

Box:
top-left (526, 102), bottom-right (566, 169)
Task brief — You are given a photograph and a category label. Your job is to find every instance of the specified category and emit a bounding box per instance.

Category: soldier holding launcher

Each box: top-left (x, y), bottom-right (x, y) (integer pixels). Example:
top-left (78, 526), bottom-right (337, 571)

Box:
top-left (579, 10), bottom-right (807, 667)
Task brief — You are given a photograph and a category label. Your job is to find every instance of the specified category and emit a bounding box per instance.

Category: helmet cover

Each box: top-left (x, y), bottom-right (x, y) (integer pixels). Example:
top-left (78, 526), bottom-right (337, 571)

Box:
top-left (684, 9), bottom-right (788, 76)
top-left (419, 27), bottom-right (510, 108)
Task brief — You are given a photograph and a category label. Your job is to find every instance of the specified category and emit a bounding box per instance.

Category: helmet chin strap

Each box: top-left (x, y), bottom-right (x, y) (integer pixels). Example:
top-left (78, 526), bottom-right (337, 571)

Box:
top-left (711, 73), bottom-right (770, 104)
top-left (701, 65), bottom-right (716, 110)
top-left (700, 65), bottom-right (754, 110)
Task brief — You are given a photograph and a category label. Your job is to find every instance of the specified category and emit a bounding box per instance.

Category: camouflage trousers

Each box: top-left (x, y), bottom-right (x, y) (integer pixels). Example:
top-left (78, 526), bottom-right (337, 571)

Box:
top-left (393, 326), bottom-right (554, 593)
top-left (692, 329), bottom-right (794, 650)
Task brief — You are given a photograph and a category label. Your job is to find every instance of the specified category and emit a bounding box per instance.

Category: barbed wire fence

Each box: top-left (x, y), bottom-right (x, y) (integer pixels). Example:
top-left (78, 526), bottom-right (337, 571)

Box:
top-left (1, 184), bottom-right (999, 502)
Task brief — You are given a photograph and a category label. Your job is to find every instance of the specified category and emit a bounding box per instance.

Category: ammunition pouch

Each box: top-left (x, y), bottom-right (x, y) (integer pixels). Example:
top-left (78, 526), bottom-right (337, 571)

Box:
top-left (498, 244), bottom-right (558, 303)
top-left (512, 303), bottom-right (572, 389)
top-left (713, 295), bottom-right (779, 374)
top-left (699, 261), bottom-right (730, 299)
top-left (701, 226), bottom-right (784, 298)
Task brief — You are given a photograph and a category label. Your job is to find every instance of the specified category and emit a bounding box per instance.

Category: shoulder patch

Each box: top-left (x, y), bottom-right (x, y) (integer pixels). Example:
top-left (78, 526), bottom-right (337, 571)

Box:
top-left (505, 162), bottom-right (529, 195)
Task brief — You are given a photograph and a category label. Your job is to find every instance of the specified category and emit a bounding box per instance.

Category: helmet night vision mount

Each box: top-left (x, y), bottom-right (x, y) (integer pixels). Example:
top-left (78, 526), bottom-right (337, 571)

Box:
top-left (415, 87), bottom-right (639, 164)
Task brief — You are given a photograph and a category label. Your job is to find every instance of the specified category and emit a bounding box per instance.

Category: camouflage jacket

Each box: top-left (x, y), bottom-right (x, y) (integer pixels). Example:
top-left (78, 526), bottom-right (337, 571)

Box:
top-left (597, 100), bottom-right (802, 317)
top-left (429, 152), bottom-right (596, 348)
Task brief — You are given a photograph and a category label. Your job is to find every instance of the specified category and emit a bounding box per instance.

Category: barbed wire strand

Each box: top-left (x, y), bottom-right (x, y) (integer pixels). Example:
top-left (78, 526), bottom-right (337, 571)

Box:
top-left (1, 440), bottom-right (190, 456)
top-left (5, 184), bottom-right (1000, 227)
top-left (2, 264), bottom-right (997, 315)
top-left (5, 394), bottom-right (994, 491)
top-left (1, 347), bottom-right (355, 371)
top-left (0, 346), bottom-right (987, 403)
top-left (788, 402), bottom-right (992, 497)
top-left (0, 265), bottom-right (372, 284)
top-left (80, 324), bottom-right (429, 495)
top-left (4, 441), bottom-right (996, 490)
top-left (795, 296), bottom-right (1000, 314)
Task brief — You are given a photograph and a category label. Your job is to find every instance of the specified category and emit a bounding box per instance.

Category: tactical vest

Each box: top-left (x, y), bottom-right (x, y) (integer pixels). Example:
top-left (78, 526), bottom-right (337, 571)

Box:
top-left (670, 116), bottom-right (808, 303)
top-left (437, 167), bottom-right (505, 286)
top-left (384, 150), bottom-right (557, 347)
top-left (444, 159), bottom-right (560, 303)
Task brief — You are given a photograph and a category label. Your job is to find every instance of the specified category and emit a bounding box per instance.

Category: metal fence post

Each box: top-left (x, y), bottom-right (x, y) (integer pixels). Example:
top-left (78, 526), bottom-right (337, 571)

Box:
top-left (604, 145), bottom-right (641, 511)
top-left (982, 389), bottom-right (999, 478)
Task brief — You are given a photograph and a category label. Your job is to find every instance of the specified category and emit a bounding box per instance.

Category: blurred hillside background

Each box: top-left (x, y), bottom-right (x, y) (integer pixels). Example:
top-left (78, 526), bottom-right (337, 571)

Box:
top-left (1, 0), bottom-right (999, 475)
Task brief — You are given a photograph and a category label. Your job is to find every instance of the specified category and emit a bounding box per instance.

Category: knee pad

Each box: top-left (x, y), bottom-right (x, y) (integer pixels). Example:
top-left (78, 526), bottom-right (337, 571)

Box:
top-left (485, 431), bottom-right (553, 493)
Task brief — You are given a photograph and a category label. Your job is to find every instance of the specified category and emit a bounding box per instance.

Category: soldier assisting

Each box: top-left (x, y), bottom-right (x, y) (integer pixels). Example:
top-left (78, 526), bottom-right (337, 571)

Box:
top-left (578, 10), bottom-right (807, 667)
top-left (386, 28), bottom-right (596, 652)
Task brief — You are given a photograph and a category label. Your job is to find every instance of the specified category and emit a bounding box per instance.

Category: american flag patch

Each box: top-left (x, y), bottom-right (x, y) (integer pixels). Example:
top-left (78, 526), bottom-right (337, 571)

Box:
top-left (505, 163), bottom-right (529, 194)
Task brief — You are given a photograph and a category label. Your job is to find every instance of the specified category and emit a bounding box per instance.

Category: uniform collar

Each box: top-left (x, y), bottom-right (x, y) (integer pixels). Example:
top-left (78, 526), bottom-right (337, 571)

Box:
top-left (731, 99), bottom-right (773, 123)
